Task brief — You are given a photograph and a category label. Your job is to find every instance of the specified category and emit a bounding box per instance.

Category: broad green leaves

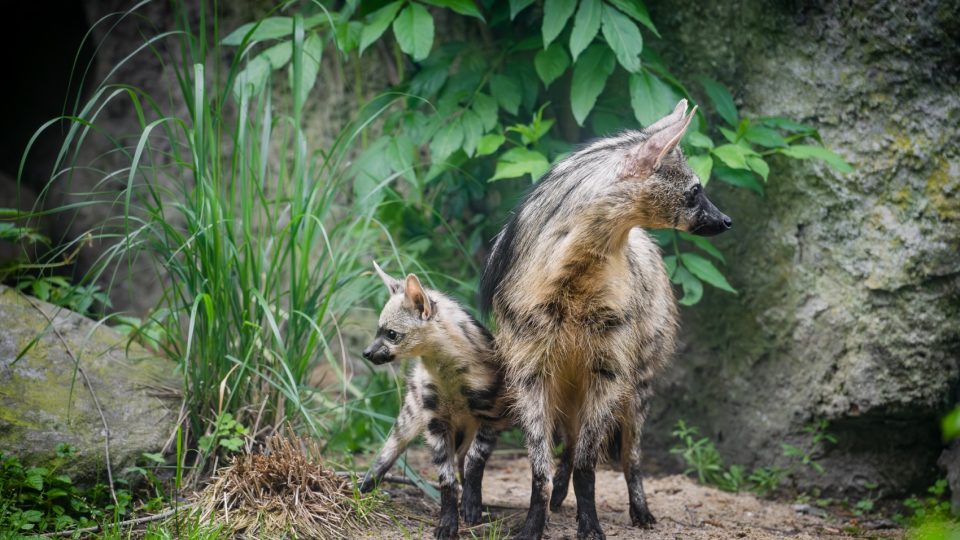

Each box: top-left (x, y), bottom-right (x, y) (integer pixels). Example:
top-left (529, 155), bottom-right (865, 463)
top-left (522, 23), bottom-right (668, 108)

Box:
top-left (601, 3), bottom-right (643, 72)
top-left (393, 3), bottom-right (435, 61)
top-left (569, 0), bottom-right (602, 61)
top-left (681, 252), bottom-right (736, 293)
top-left (490, 147), bottom-right (550, 182)
top-left (290, 32), bottom-right (324, 106)
top-left (359, 1), bottom-right (404, 54)
top-left (778, 145), bottom-right (853, 172)
top-left (605, 0), bottom-right (659, 36)
top-left (701, 78), bottom-right (738, 127)
top-left (542, 0), bottom-right (577, 48)
top-left (419, 0), bottom-right (484, 20)
top-left (535, 43), bottom-right (570, 87)
top-left (222, 14), bottom-right (327, 45)
top-left (687, 154), bottom-right (714, 185)
top-left (629, 70), bottom-right (676, 126)
top-left (571, 44), bottom-right (616, 126)
top-left (490, 75), bottom-right (522, 115)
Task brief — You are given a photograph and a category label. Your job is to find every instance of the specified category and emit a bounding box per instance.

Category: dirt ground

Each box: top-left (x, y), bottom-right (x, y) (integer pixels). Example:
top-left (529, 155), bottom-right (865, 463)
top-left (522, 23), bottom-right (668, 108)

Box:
top-left (361, 450), bottom-right (904, 539)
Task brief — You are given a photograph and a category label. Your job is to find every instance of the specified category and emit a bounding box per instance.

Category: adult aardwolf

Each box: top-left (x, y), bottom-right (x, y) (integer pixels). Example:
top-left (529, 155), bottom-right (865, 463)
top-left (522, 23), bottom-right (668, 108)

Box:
top-left (479, 100), bottom-right (731, 539)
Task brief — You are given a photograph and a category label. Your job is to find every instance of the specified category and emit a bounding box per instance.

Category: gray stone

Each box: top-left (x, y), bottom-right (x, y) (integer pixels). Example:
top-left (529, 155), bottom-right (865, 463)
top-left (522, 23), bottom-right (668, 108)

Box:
top-left (644, 0), bottom-right (960, 496)
top-left (0, 285), bottom-right (180, 482)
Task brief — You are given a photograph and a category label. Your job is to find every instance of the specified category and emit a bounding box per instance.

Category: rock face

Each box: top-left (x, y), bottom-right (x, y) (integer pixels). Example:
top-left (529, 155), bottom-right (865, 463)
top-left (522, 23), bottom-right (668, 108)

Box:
top-left (0, 286), bottom-right (180, 482)
top-left (644, 0), bottom-right (960, 495)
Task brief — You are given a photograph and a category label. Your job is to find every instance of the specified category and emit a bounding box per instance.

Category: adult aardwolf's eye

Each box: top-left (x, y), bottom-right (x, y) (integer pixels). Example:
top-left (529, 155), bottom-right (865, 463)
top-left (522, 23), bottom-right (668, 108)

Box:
top-left (685, 184), bottom-right (701, 208)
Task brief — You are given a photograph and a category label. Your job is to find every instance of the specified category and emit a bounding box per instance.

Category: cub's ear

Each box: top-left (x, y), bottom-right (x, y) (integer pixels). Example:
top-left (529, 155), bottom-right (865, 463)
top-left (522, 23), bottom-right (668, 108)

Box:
top-left (403, 273), bottom-right (433, 320)
top-left (373, 261), bottom-right (402, 295)
top-left (622, 102), bottom-right (697, 179)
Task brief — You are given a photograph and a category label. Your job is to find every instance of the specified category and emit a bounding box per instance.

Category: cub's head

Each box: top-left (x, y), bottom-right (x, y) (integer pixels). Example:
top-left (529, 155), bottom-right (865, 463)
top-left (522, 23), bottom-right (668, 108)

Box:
top-left (362, 261), bottom-right (436, 365)
top-left (619, 100), bottom-right (732, 236)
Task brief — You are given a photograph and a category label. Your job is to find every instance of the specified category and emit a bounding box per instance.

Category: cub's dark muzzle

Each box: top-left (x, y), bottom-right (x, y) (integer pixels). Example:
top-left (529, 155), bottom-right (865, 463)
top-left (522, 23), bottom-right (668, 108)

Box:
top-left (362, 339), bottom-right (394, 365)
top-left (689, 189), bottom-right (732, 237)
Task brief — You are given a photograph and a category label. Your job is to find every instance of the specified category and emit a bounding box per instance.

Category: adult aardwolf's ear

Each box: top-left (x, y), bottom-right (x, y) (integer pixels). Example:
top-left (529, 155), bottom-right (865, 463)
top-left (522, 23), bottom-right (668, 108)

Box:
top-left (373, 261), bottom-right (402, 295)
top-left (644, 99), bottom-right (688, 134)
top-left (622, 101), bottom-right (697, 179)
top-left (404, 274), bottom-right (433, 320)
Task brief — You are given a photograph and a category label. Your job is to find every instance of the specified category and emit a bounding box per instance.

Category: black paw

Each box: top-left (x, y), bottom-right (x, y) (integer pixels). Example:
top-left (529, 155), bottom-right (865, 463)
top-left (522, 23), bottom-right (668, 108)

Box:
top-left (358, 477), bottom-right (376, 494)
top-left (513, 516), bottom-right (546, 540)
top-left (629, 504), bottom-right (656, 528)
top-left (461, 496), bottom-right (483, 525)
top-left (576, 520), bottom-right (605, 540)
top-left (434, 521), bottom-right (459, 539)
top-left (549, 486), bottom-right (568, 512)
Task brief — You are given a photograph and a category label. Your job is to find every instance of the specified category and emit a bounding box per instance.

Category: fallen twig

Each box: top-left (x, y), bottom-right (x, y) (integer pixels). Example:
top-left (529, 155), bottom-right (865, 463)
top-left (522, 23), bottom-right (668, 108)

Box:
top-left (41, 503), bottom-right (195, 538)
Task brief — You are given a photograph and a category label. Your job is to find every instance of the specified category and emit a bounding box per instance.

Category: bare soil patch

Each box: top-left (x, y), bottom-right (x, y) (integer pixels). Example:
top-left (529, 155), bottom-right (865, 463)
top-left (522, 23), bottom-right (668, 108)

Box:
top-left (361, 450), bottom-right (903, 539)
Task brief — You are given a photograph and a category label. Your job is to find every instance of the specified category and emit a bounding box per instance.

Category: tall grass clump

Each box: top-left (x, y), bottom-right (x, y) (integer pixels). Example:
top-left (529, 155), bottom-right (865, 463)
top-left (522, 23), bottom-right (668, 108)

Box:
top-left (19, 1), bottom-right (401, 471)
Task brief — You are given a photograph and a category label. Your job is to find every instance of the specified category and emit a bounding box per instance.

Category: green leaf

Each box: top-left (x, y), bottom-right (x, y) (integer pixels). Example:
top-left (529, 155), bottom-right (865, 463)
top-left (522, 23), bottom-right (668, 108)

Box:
top-left (21, 510), bottom-right (43, 523)
top-left (672, 265), bottom-right (703, 306)
top-left (542, 0), bottom-right (577, 48)
top-left (222, 15), bottom-right (326, 45)
top-left (746, 156), bottom-right (769, 181)
top-left (711, 144), bottom-right (751, 169)
top-left (232, 41), bottom-right (292, 98)
top-left (714, 166), bottom-right (764, 194)
top-left (460, 110), bottom-right (484, 157)
top-left (744, 126), bottom-right (787, 148)
top-left (629, 70), bottom-right (676, 127)
top-left (778, 145), bottom-right (853, 173)
top-left (430, 120), bottom-right (465, 162)
top-left (681, 252), bottom-right (736, 293)
top-left (687, 154), bottom-right (713, 185)
top-left (420, 0), bottom-right (485, 20)
top-left (24, 470), bottom-right (44, 491)
top-left (604, 0), bottom-right (659, 36)
top-left (601, 4), bottom-right (643, 72)
top-left (490, 147), bottom-right (550, 182)
top-left (490, 74), bottom-right (522, 115)
top-left (334, 21), bottom-right (363, 53)
top-left (761, 116), bottom-right (817, 133)
top-left (944, 406), bottom-right (960, 441)
top-left (570, 44), bottom-right (616, 126)
top-left (569, 0), bottom-right (602, 61)
top-left (679, 232), bottom-right (725, 263)
top-left (476, 133), bottom-right (505, 156)
top-left (701, 78), bottom-right (738, 127)
top-left (686, 131), bottom-right (714, 150)
top-left (359, 1), bottom-right (404, 54)
top-left (290, 32), bottom-right (324, 106)
top-left (534, 42), bottom-right (570, 88)
top-left (142, 452), bottom-right (166, 464)
top-left (386, 136), bottom-right (417, 184)
top-left (393, 3), bottom-right (435, 61)
top-left (472, 93), bottom-right (499, 130)
top-left (509, 0), bottom-right (536, 19)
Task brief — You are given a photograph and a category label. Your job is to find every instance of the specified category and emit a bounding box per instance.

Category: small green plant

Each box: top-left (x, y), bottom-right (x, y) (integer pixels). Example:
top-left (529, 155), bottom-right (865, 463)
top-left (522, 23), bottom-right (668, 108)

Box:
top-left (198, 413), bottom-right (250, 455)
top-left (0, 444), bottom-right (130, 535)
top-left (782, 419), bottom-right (837, 475)
top-left (13, 276), bottom-right (109, 316)
top-left (671, 418), bottom-right (835, 496)
top-left (900, 480), bottom-right (953, 525)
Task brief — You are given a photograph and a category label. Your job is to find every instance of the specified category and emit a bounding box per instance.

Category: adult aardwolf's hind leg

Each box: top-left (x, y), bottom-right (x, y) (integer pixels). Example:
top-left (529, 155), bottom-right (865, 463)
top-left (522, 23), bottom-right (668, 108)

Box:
top-left (621, 384), bottom-right (656, 528)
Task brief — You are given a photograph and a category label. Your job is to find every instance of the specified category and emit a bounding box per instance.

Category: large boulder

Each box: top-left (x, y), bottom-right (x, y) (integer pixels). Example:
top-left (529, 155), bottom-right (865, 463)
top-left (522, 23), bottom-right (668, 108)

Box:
top-left (645, 0), bottom-right (960, 496)
top-left (0, 286), bottom-right (180, 482)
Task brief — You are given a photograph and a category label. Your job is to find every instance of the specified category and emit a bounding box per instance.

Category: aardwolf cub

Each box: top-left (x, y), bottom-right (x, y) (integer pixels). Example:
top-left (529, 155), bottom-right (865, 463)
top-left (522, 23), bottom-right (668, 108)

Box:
top-left (359, 262), bottom-right (507, 539)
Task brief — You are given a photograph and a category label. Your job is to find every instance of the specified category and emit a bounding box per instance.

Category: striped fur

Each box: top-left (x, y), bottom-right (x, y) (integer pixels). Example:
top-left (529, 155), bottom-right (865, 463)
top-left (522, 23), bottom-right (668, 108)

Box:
top-left (479, 101), bottom-right (730, 539)
top-left (359, 264), bottom-right (508, 539)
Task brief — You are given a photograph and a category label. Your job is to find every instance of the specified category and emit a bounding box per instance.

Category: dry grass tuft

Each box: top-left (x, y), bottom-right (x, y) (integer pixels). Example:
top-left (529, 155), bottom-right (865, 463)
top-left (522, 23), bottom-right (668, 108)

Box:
top-left (194, 435), bottom-right (387, 538)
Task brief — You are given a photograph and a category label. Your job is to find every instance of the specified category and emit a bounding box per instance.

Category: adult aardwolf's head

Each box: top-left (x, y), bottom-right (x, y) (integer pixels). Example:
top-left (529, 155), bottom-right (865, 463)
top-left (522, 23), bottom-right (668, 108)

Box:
top-left (620, 100), bottom-right (732, 236)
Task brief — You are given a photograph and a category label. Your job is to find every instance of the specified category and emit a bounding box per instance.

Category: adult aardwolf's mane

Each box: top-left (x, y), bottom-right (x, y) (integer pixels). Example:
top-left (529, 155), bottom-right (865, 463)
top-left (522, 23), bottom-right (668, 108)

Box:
top-left (477, 132), bottom-right (646, 317)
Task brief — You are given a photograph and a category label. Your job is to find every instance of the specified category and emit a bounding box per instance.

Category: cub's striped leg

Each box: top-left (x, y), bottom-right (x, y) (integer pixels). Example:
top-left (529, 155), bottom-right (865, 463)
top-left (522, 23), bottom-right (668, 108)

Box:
top-left (360, 386), bottom-right (425, 493)
top-left (461, 424), bottom-right (498, 524)
top-left (515, 374), bottom-right (554, 540)
top-left (621, 385), bottom-right (656, 528)
top-left (426, 418), bottom-right (460, 539)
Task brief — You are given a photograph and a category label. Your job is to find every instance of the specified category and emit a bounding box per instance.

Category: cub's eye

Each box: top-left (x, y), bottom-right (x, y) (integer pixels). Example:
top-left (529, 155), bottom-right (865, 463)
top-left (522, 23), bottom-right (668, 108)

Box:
top-left (385, 329), bottom-right (399, 341)
top-left (691, 184), bottom-right (701, 196)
